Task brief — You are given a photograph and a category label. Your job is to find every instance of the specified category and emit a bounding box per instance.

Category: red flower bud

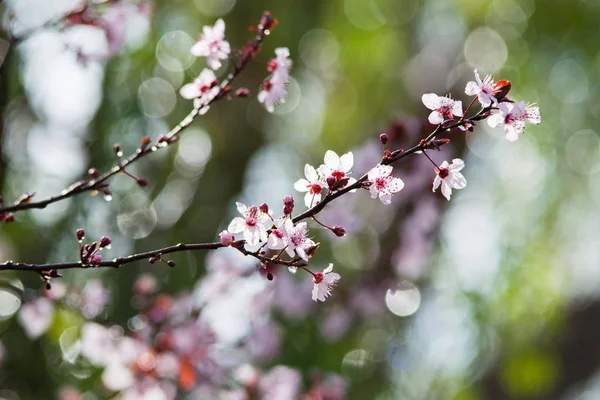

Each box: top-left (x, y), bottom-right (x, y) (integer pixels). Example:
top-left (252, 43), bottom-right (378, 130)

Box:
top-left (76, 229), bottom-right (85, 241)
top-left (332, 226), bottom-right (346, 237)
top-left (380, 133), bottom-right (388, 145)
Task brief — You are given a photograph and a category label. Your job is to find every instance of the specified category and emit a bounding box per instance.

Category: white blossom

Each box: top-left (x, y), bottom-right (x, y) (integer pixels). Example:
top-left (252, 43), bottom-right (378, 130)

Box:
top-left (367, 165), bottom-right (404, 205)
top-left (258, 48), bottom-right (292, 113)
top-left (312, 264), bottom-right (341, 302)
top-left (432, 158), bottom-right (467, 201)
top-left (421, 93), bottom-right (463, 125)
top-left (269, 47), bottom-right (292, 82)
top-left (228, 202), bottom-right (270, 246)
top-left (190, 18), bottom-right (231, 70)
top-left (465, 69), bottom-right (497, 107)
top-left (318, 150), bottom-right (354, 185)
top-left (179, 68), bottom-right (220, 115)
top-left (294, 164), bottom-right (327, 208)
top-left (17, 297), bottom-right (54, 339)
top-left (487, 101), bottom-right (541, 142)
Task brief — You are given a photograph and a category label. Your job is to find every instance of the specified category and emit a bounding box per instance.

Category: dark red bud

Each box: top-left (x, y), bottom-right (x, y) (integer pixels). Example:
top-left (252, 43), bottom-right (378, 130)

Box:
top-left (158, 135), bottom-right (169, 144)
top-left (137, 178), bottom-right (148, 187)
top-left (167, 260), bottom-right (176, 268)
top-left (283, 195), bottom-right (294, 207)
top-left (259, 203), bottom-right (269, 213)
top-left (149, 257), bottom-right (157, 264)
top-left (88, 168), bottom-right (99, 178)
top-left (113, 144), bottom-right (121, 155)
top-left (266, 272), bottom-right (273, 281)
top-left (380, 133), bottom-right (388, 145)
top-left (140, 136), bottom-right (151, 150)
top-left (90, 254), bottom-right (102, 265)
top-left (235, 88), bottom-right (250, 97)
top-left (326, 176), bottom-right (336, 188)
top-left (494, 80), bottom-right (511, 102)
top-left (283, 205), bottom-right (293, 215)
top-left (45, 282), bottom-right (52, 290)
top-left (99, 236), bottom-right (112, 248)
top-left (3, 213), bottom-right (14, 223)
top-left (332, 226), bottom-right (346, 237)
top-left (76, 229), bottom-right (85, 241)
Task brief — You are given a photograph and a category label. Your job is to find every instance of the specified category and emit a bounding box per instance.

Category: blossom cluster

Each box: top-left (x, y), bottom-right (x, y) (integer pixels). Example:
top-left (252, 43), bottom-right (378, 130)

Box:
top-left (179, 19), bottom-right (292, 114)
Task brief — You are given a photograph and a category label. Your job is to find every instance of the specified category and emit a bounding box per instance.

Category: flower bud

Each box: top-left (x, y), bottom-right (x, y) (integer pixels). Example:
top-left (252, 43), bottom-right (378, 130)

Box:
top-left (149, 257), bottom-right (157, 264)
top-left (326, 176), bottom-right (336, 189)
top-left (235, 88), bottom-right (250, 97)
top-left (99, 236), bottom-right (112, 248)
top-left (137, 178), bottom-right (148, 187)
top-left (259, 203), bottom-right (269, 214)
top-left (140, 136), bottom-right (151, 150)
top-left (45, 282), bottom-right (52, 290)
top-left (158, 134), bottom-right (169, 144)
top-left (167, 260), bottom-right (176, 268)
top-left (219, 231), bottom-right (235, 246)
top-left (76, 229), bottom-right (85, 241)
top-left (494, 80), bottom-right (511, 102)
top-left (88, 168), bottom-right (99, 178)
top-left (379, 133), bottom-right (388, 145)
top-left (90, 254), bottom-right (102, 265)
top-left (113, 144), bottom-right (121, 156)
top-left (283, 205), bottom-right (293, 215)
top-left (332, 226), bottom-right (346, 237)
top-left (266, 272), bottom-right (273, 281)
top-left (283, 195), bottom-right (294, 207)
top-left (2, 213), bottom-right (14, 223)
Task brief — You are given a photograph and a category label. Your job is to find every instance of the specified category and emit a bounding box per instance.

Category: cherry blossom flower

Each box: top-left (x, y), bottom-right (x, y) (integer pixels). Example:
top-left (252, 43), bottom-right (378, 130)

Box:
top-left (258, 366), bottom-right (302, 400)
top-left (190, 18), bottom-right (231, 70)
top-left (179, 68), bottom-right (220, 115)
top-left (465, 69), bottom-right (497, 107)
top-left (80, 279), bottom-right (109, 319)
top-left (294, 164), bottom-right (327, 208)
top-left (421, 93), bottom-right (463, 124)
top-left (284, 221), bottom-right (316, 262)
top-left (312, 264), bottom-right (341, 302)
top-left (432, 159), bottom-right (467, 201)
top-left (267, 217), bottom-right (291, 251)
top-left (367, 165), bottom-right (405, 205)
top-left (227, 202), bottom-right (271, 246)
top-left (318, 150), bottom-right (355, 189)
top-left (487, 101), bottom-right (541, 142)
top-left (17, 297), bottom-right (54, 339)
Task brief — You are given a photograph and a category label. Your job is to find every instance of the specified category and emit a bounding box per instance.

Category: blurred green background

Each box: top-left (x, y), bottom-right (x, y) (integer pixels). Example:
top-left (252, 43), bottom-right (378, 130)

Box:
top-left (1, 0), bottom-right (600, 399)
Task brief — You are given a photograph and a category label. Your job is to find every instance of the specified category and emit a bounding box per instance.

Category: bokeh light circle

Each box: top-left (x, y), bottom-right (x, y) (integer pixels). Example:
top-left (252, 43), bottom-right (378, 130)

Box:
top-left (385, 281), bottom-right (421, 317)
top-left (0, 289), bottom-right (21, 319)
top-left (193, 0), bottom-right (237, 16)
top-left (565, 129), bottom-right (600, 174)
top-left (464, 27), bottom-right (507, 73)
top-left (156, 30), bottom-right (195, 72)
top-left (299, 29), bottom-right (340, 71)
top-left (137, 78), bottom-right (176, 118)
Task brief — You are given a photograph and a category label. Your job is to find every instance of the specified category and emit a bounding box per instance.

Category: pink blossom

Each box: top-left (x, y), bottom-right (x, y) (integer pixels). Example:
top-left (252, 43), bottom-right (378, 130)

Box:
top-left (17, 297), bottom-right (54, 339)
top-left (267, 217), bottom-right (291, 251)
top-left (190, 18), bottom-right (231, 70)
top-left (219, 230), bottom-right (236, 246)
top-left (367, 165), bottom-right (404, 205)
top-left (421, 93), bottom-right (463, 124)
top-left (258, 48), bottom-right (291, 113)
top-left (268, 47), bottom-right (292, 82)
top-left (227, 202), bottom-right (270, 246)
top-left (179, 69), bottom-right (220, 115)
top-left (81, 279), bottom-right (109, 319)
top-left (312, 264), bottom-right (341, 302)
top-left (465, 69), bottom-right (497, 107)
top-left (284, 221), bottom-right (316, 262)
top-left (258, 79), bottom-right (288, 113)
top-left (487, 101), bottom-right (541, 142)
top-left (432, 159), bottom-right (467, 201)
top-left (294, 164), bottom-right (327, 208)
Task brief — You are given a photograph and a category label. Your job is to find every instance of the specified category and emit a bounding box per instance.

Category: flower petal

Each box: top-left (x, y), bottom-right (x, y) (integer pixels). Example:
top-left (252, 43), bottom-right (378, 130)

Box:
top-left (421, 93), bottom-right (440, 110)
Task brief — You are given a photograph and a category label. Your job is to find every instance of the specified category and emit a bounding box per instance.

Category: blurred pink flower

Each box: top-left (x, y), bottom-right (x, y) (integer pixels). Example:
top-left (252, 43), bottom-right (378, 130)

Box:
top-left (17, 297), bottom-right (54, 339)
top-left (81, 279), bottom-right (109, 318)
top-left (259, 366), bottom-right (302, 400)
top-left (179, 69), bottom-right (221, 115)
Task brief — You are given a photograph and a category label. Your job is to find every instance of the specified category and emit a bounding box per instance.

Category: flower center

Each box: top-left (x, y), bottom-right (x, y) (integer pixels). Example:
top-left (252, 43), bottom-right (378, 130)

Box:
top-left (313, 272), bottom-right (324, 284)
top-left (437, 105), bottom-right (453, 119)
top-left (308, 184), bottom-right (322, 195)
top-left (332, 170), bottom-right (345, 180)
top-left (438, 167), bottom-right (449, 179)
top-left (375, 177), bottom-right (386, 190)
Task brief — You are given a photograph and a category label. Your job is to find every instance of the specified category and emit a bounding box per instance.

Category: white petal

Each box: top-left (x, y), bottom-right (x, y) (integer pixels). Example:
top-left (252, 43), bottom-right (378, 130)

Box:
top-left (379, 192), bottom-right (392, 205)
top-left (296, 247), bottom-right (308, 262)
top-left (293, 179), bottom-right (309, 192)
top-left (312, 284), bottom-right (325, 302)
top-left (304, 192), bottom-right (314, 208)
top-left (214, 19), bottom-right (226, 36)
top-left (505, 128), bottom-right (519, 142)
top-left (432, 175), bottom-right (441, 192)
top-left (450, 172), bottom-right (467, 189)
top-left (179, 83), bottom-right (201, 99)
top-left (244, 227), bottom-right (258, 246)
top-left (339, 152), bottom-right (354, 172)
top-left (449, 158), bottom-right (465, 172)
top-left (441, 182), bottom-right (452, 200)
top-left (387, 177), bottom-right (404, 193)
top-left (323, 150), bottom-right (339, 169)
top-left (323, 263), bottom-right (334, 274)
top-left (324, 272), bottom-right (341, 284)
top-left (428, 111), bottom-right (444, 125)
top-left (487, 113), bottom-right (504, 128)
top-left (452, 100), bottom-right (464, 117)
top-left (304, 164), bottom-right (318, 183)
top-left (190, 41), bottom-right (209, 57)
top-left (421, 93), bottom-right (440, 110)
top-left (228, 217), bottom-right (246, 233)
top-left (236, 202), bottom-right (247, 215)
top-left (465, 81), bottom-right (479, 96)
